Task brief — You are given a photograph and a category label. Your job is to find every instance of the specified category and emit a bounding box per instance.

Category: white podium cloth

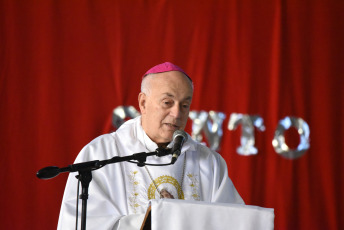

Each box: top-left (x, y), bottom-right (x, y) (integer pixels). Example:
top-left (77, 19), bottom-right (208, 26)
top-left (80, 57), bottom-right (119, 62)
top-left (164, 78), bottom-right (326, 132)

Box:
top-left (150, 199), bottom-right (274, 230)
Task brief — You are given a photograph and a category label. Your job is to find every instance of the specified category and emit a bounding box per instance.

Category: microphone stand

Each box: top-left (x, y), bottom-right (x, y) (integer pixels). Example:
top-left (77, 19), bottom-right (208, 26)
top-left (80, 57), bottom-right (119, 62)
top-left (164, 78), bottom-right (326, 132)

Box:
top-left (36, 148), bottom-right (171, 230)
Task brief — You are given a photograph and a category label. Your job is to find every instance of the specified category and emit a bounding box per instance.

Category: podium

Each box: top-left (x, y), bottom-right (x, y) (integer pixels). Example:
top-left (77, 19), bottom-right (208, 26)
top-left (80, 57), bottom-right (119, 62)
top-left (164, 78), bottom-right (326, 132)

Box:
top-left (141, 199), bottom-right (274, 230)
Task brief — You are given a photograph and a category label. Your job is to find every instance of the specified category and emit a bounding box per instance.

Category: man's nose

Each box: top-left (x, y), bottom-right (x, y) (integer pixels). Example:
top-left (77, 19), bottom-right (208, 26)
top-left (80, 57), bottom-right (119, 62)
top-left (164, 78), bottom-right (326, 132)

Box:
top-left (170, 104), bottom-right (182, 118)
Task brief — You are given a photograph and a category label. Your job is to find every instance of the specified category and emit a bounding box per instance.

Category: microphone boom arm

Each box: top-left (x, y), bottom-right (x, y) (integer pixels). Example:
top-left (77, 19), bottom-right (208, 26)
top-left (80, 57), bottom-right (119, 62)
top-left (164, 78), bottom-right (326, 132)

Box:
top-left (36, 148), bottom-right (171, 180)
top-left (36, 148), bottom-right (172, 230)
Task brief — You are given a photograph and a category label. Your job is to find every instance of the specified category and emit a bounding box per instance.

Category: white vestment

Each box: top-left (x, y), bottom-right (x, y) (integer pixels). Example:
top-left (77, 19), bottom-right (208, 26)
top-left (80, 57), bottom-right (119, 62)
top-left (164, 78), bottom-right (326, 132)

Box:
top-left (57, 116), bottom-right (244, 229)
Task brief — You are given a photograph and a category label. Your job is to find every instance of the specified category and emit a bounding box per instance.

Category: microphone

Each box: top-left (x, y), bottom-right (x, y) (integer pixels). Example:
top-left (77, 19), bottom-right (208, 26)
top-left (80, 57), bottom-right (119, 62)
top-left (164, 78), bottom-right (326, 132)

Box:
top-left (36, 166), bottom-right (61, 179)
top-left (171, 130), bottom-right (188, 164)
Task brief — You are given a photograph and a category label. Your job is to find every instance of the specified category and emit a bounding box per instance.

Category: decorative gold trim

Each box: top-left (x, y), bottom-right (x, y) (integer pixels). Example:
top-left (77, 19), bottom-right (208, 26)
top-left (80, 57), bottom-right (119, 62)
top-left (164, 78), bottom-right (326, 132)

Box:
top-left (187, 173), bottom-right (200, 201)
top-left (128, 170), bottom-right (140, 213)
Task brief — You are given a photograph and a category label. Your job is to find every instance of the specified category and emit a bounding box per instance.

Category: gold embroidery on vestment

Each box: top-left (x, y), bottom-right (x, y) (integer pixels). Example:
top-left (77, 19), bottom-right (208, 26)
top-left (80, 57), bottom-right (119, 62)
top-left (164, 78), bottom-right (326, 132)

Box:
top-left (187, 173), bottom-right (200, 201)
top-left (128, 171), bottom-right (140, 213)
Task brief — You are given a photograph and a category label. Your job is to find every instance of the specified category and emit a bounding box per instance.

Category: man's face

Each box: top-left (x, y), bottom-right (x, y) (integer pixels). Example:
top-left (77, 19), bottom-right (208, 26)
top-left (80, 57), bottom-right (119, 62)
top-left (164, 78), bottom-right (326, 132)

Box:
top-left (139, 71), bottom-right (193, 144)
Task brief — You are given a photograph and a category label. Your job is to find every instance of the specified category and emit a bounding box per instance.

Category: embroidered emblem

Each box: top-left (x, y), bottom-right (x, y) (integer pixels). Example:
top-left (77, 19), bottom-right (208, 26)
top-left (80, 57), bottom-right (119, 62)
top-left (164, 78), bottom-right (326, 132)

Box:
top-left (128, 171), bottom-right (140, 213)
top-left (147, 175), bottom-right (184, 200)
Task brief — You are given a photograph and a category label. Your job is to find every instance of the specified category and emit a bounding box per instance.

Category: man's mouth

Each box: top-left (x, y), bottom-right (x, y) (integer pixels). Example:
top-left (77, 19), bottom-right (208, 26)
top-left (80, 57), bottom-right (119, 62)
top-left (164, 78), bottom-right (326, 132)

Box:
top-left (165, 123), bottom-right (179, 129)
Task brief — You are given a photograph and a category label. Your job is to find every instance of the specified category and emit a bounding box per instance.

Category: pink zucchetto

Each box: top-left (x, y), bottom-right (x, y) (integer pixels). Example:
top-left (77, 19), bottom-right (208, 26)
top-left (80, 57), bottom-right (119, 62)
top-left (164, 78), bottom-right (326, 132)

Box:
top-left (142, 62), bottom-right (192, 82)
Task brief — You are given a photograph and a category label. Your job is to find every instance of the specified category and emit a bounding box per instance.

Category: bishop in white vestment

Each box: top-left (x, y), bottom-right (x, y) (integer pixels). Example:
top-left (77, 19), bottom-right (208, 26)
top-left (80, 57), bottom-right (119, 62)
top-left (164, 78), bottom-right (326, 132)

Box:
top-left (57, 62), bottom-right (244, 229)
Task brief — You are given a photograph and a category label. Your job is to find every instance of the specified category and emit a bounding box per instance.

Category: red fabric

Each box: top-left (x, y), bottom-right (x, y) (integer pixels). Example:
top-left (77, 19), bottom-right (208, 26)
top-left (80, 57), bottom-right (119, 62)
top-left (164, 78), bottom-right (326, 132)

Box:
top-left (1, 1), bottom-right (343, 229)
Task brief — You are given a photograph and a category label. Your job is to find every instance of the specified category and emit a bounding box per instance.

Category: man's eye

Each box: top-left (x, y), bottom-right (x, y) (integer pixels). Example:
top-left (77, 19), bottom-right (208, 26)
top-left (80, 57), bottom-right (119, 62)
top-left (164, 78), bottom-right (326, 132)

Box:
top-left (163, 100), bottom-right (173, 106)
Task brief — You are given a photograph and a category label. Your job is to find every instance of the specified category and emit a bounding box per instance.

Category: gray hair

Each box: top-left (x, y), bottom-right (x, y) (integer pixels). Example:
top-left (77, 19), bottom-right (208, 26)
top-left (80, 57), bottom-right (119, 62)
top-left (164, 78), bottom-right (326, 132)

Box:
top-left (141, 74), bottom-right (153, 95)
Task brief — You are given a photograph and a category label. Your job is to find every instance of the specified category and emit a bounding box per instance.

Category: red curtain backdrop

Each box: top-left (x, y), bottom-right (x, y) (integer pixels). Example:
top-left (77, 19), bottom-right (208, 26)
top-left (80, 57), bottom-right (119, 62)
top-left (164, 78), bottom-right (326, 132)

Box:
top-left (1, 0), bottom-right (343, 229)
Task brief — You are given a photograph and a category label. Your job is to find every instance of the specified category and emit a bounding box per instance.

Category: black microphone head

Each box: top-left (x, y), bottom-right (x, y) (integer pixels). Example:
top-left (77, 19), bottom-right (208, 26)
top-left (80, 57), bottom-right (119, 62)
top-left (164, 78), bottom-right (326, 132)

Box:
top-left (36, 166), bottom-right (60, 179)
top-left (171, 130), bottom-right (188, 164)
top-left (173, 130), bottom-right (188, 141)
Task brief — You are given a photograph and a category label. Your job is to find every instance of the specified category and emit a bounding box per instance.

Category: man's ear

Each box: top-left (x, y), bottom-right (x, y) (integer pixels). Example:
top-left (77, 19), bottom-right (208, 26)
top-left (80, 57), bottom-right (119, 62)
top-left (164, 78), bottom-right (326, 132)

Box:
top-left (138, 92), bottom-right (146, 114)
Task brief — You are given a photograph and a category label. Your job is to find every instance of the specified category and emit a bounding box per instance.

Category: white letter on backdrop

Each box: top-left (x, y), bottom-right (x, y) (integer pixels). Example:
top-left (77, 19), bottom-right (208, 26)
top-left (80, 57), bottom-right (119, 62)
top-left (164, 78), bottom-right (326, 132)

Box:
top-left (272, 116), bottom-right (310, 159)
top-left (189, 111), bottom-right (226, 151)
top-left (228, 113), bottom-right (265, 155)
top-left (112, 106), bottom-right (140, 129)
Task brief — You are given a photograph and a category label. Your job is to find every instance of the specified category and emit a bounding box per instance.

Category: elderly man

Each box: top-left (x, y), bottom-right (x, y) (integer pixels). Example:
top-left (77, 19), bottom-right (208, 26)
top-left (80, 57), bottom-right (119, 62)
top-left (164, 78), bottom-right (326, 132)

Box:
top-left (57, 62), bottom-right (244, 230)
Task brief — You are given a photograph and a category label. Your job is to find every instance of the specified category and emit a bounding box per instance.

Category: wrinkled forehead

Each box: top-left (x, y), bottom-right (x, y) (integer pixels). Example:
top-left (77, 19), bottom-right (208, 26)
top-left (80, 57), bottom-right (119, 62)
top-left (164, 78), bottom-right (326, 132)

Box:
top-left (143, 72), bottom-right (194, 101)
